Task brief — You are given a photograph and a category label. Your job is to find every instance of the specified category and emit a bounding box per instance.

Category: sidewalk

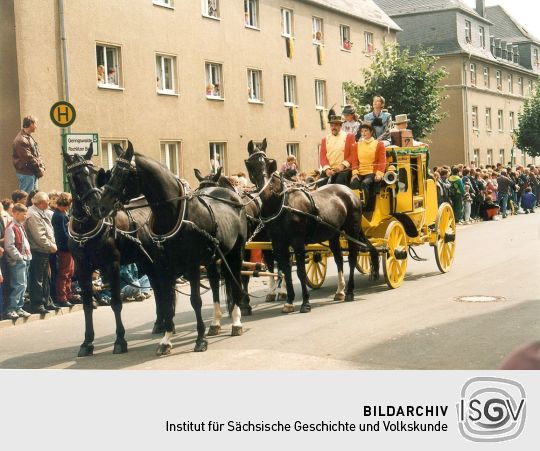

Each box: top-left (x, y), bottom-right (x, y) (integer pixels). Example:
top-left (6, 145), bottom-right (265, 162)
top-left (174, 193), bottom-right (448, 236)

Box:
top-left (0, 303), bottom-right (86, 330)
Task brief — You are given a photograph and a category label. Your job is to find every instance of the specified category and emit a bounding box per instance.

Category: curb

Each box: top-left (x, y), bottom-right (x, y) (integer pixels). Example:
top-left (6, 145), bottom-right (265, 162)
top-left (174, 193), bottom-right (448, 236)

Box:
top-left (0, 304), bottom-right (85, 330)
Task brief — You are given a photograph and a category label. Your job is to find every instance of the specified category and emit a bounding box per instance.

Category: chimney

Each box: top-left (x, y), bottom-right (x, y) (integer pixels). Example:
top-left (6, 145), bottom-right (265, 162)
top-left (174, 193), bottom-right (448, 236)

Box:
top-left (476, 0), bottom-right (485, 17)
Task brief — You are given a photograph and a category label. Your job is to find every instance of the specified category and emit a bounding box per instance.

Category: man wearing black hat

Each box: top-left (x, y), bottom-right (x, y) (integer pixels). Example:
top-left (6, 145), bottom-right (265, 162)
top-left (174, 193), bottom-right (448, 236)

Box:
top-left (319, 113), bottom-right (356, 185)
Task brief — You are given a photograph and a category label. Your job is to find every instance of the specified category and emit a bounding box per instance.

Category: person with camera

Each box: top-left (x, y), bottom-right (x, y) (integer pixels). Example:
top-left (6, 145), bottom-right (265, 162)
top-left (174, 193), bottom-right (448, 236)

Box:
top-left (12, 115), bottom-right (45, 193)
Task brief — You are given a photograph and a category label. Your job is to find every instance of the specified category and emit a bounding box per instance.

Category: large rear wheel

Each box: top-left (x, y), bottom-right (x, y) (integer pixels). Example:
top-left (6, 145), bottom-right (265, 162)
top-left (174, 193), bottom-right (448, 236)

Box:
top-left (434, 203), bottom-right (456, 273)
top-left (383, 221), bottom-right (408, 289)
top-left (305, 252), bottom-right (327, 289)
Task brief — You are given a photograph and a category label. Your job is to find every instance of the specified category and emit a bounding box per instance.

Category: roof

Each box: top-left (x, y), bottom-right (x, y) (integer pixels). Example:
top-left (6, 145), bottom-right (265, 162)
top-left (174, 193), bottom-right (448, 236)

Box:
top-left (486, 5), bottom-right (540, 46)
top-left (373, 0), bottom-right (492, 24)
top-left (302, 0), bottom-right (401, 31)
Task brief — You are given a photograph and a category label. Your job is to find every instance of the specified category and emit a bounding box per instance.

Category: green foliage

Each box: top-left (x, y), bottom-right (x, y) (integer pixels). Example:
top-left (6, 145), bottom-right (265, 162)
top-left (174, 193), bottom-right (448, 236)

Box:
top-left (516, 83), bottom-right (540, 157)
top-left (344, 42), bottom-right (448, 139)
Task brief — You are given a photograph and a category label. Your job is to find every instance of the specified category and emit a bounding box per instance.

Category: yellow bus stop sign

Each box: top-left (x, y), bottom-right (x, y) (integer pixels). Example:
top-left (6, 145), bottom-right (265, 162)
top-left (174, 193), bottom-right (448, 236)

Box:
top-left (50, 101), bottom-right (76, 127)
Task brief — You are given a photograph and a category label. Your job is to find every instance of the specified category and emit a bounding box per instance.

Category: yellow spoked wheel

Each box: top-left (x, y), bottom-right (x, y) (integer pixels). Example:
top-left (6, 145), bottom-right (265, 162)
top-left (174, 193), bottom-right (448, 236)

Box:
top-left (356, 252), bottom-right (372, 274)
top-left (305, 252), bottom-right (327, 289)
top-left (434, 203), bottom-right (456, 273)
top-left (383, 221), bottom-right (408, 289)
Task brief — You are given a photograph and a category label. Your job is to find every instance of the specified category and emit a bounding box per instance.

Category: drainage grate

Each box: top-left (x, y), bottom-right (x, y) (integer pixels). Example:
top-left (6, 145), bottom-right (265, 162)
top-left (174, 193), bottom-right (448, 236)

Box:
top-left (455, 295), bottom-right (506, 303)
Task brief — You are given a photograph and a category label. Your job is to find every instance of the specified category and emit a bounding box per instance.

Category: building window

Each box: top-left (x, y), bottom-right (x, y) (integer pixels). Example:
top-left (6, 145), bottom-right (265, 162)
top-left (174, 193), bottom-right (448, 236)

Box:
top-left (153, 0), bottom-right (174, 7)
top-left (518, 76), bottom-right (523, 95)
top-left (507, 74), bottom-right (513, 93)
top-left (160, 142), bottom-right (181, 176)
top-left (203, 0), bottom-right (219, 19)
top-left (247, 68), bottom-right (262, 102)
top-left (209, 142), bottom-right (226, 173)
top-left (315, 79), bottom-right (326, 109)
top-left (485, 108), bottom-right (492, 131)
top-left (101, 140), bottom-right (127, 170)
top-left (487, 149), bottom-right (493, 165)
top-left (470, 63), bottom-right (477, 86)
top-left (471, 106), bottom-right (478, 129)
top-left (534, 48), bottom-right (539, 67)
top-left (465, 20), bottom-right (472, 43)
top-left (483, 67), bottom-right (490, 88)
top-left (342, 83), bottom-right (350, 106)
top-left (155, 54), bottom-right (176, 94)
top-left (497, 110), bottom-right (503, 132)
top-left (286, 143), bottom-right (299, 162)
top-left (479, 26), bottom-right (485, 48)
top-left (96, 44), bottom-right (122, 87)
top-left (473, 149), bottom-right (480, 166)
top-left (283, 74), bottom-right (297, 106)
top-left (340, 25), bottom-right (351, 50)
top-left (244, 0), bottom-right (259, 28)
top-left (205, 62), bottom-right (223, 98)
top-left (312, 17), bottom-right (323, 44)
top-left (364, 32), bottom-right (374, 53)
top-left (509, 111), bottom-right (515, 132)
top-left (281, 8), bottom-right (293, 37)
top-left (499, 149), bottom-right (505, 164)
top-left (527, 80), bottom-right (533, 96)
top-left (496, 70), bottom-right (502, 90)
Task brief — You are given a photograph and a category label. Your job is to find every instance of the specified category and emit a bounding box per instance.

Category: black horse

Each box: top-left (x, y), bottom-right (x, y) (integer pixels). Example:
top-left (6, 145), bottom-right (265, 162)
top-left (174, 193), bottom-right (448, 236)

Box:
top-left (244, 139), bottom-right (379, 313)
top-left (63, 146), bottom-right (160, 357)
top-left (193, 167), bottom-right (282, 315)
top-left (98, 142), bottom-right (247, 355)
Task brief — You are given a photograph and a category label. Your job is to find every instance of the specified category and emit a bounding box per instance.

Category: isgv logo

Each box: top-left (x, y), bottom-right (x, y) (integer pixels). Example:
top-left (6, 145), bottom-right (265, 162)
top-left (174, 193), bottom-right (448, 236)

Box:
top-left (457, 377), bottom-right (526, 442)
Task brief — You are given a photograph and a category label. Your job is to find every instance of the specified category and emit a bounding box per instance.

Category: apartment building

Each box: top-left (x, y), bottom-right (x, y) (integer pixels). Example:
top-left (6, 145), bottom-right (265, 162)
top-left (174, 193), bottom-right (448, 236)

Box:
top-left (0, 0), bottom-right (399, 194)
top-left (374, 0), bottom-right (539, 167)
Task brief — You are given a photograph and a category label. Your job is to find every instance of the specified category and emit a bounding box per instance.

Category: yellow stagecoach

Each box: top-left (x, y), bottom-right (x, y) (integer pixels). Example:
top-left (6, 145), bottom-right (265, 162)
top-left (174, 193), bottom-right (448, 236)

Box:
top-left (246, 146), bottom-right (456, 290)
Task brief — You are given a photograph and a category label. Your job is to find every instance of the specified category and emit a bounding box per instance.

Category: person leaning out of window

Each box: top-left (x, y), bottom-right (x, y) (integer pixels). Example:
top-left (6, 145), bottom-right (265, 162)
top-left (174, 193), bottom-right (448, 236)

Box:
top-left (350, 121), bottom-right (386, 212)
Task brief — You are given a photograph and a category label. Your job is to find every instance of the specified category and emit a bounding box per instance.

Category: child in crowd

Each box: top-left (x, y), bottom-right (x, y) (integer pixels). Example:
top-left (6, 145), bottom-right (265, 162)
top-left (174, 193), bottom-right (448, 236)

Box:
top-left (463, 184), bottom-right (474, 224)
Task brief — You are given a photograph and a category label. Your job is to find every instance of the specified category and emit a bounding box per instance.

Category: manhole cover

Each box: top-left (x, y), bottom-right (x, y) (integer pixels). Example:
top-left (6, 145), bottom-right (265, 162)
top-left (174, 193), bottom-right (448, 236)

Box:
top-left (455, 295), bottom-right (506, 303)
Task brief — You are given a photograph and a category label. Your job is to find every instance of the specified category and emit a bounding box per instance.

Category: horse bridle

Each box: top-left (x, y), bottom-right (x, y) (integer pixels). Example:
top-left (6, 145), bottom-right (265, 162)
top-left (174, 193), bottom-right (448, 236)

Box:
top-left (103, 156), bottom-right (139, 211)
top-left (66, 159), bottom-right (102, 218)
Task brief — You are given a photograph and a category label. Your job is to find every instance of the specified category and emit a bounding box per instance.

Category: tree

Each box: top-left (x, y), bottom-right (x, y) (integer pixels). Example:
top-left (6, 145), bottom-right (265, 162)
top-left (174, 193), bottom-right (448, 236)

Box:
top-left (515, 83), bottom-right (540, 157)
top-left (344, 42), bottom-right (448, 139)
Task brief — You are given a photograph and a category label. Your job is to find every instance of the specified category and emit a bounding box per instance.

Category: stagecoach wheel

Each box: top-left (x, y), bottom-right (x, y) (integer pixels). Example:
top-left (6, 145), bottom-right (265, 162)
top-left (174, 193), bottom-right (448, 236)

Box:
top-left (434, 203), bottom-right (456, 273)
top-left (356, 252), bottom-right (372, 274)
top-left (383, 221), bottom-right (408, 289)
top-left (305, 252), bottom-right (327, 289)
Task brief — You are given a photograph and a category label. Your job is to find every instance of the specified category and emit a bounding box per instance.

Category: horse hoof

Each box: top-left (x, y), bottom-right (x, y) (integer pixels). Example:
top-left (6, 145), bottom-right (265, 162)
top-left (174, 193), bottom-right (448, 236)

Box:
top-left (240, 306), bottom-right (252, 316)
top-left (345, 293), bottom-right (355, 302)
top-left (78, 344), bottom-right (94, 357)
top-left (231, 326), bottom-right (243, 336)
top-left (207, 325), bottom-right (221, 336)
top-left (277, 293), bottom-right (288, 302)
top-left (152, 323), bottom-right (164, 334)
top-left (156, 343), bottom-right (172, 356)
top-left (281, 303), bottom-right (294, 314)
top-left (265, 294), bottom-right (276, 302)
top-left (300, 303), bottom-right (311, 313)
top-left (113, 341), bottom-right (128, 354)
top-left (194, 339), bottom-right (208, 352)
top-left (334, 292), bottom-right (345, 301)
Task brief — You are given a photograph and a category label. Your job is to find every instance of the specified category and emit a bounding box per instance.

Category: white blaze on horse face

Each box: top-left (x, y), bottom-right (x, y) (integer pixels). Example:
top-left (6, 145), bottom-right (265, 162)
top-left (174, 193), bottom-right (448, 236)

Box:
top-left (336, 271), bottom-right (345, 296)
top-left (159, 331), bottom-right (173, 347)
top-left (212, 303), bottom-right (222, 326)
top-left (231, 305), bottom-right (242, 327)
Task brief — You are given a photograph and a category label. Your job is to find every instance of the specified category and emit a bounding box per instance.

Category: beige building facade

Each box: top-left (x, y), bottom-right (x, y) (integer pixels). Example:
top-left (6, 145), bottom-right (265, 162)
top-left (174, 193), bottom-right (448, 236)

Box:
top-left (0, 0), bottom-right (398, 196)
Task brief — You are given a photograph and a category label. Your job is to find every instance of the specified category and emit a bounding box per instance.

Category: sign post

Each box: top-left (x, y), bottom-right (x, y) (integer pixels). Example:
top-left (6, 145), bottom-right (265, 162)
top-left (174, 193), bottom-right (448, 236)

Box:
top-left (63, 133), bottom-right (99, 156)
top-left (50, 101), bottom-right (77, 191)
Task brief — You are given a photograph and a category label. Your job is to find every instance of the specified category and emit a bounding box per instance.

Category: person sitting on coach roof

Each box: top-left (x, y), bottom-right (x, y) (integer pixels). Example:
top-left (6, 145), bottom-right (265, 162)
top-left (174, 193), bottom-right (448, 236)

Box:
top-left (364, 95), bottom-right (392, 145)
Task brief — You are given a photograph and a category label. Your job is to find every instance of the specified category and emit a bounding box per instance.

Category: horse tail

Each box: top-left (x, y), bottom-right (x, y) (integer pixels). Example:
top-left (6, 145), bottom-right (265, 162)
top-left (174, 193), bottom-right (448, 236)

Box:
top-left (224, 270), bottom-right (235, 317)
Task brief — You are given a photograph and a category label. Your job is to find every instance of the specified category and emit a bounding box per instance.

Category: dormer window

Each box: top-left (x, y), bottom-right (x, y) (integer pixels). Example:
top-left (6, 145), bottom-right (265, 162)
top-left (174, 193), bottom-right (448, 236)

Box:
top-left (479, 26), bottom-right (485, 48)
top-left (534, 48), bottom-right (539, 67)
top-left (465, 20), bottom-right (472, 43)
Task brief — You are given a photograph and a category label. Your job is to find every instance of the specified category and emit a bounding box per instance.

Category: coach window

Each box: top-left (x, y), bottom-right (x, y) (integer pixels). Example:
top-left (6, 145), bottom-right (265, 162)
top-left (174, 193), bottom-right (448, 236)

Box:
top-left (160, 142), bottom-right (181, 176)
top-left (209, 142), bottom-right (226, 174)
top-left (96, 44), bottom-right (122, 88)
top-left (206, 62), bottom-right (224, 99)
top-left (156, 54), bottom-right (177, 95)
top-left (101, 140), bottom-right (127, 170)
top-left (203, 0), bottom-right (220, 19)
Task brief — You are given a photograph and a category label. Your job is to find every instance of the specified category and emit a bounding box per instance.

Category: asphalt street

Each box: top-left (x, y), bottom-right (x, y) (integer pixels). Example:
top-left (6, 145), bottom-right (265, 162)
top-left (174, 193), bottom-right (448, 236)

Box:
top-left (0, 212), bottom-right (538, 370)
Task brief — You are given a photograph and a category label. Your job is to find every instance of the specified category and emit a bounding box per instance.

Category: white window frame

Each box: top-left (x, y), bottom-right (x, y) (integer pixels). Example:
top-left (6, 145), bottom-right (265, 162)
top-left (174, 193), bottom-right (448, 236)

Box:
top-left (202, 0), bottom-right (220, 19)
top-left (160, 141), bottom-right (181, 176)
top-left (497, 109), bottom-right (504, 132)
top-left (527, 80), bottom-right (533, 96)
top-left (496, 70), bottom-right (502, 90)
top-left (153, 0), bottom-right (174, 9)
top-left (209, 142), bottom-right (227, 173)
top-left (534, 48), bottom-right (539, 67)
top-left (364, 31), bottom-right (374, 54)
top-left (281, 8), bottom-right (293, 38)
top-left (205, 62), bottom-right (224, 99)
top-left (483, 67), bottom-right (490, 88)
top-left (479, 26), bottom-right (485, 48)
top-left (244, 0), bottom-right (259, 29)
top-left (314, 79), bottom-right (326, 110)
top-left (340, 25), bottom-right (351, 51)
top-left (472, 106), bottom-right (478, 129)
top-left (473, 149), bottom-right (480, 166)
top-left (155, 54), bottom-right (177, 95)
top-left (499, 149), bottom-right (505, 164)
top-left (247, 68), bottom-right (263, 103)
top-left (470, 63), bottom-right (477, 86)
top-left (485, 107), bottom-right (492, 131)
top-left (286, 143), bottom-right (300, 164)
top-left (283, 74), bottom-right (297, 106)
top-left (509, 111), bottom-right (515, 132)
top-left (487, 149), bottom-right (493, 165)
top-left (312, 16), bottom-right (324, 44)
top-left (342, 83), bottom-right (349, 107)
top-left (518, 76), bottom-right (523, 95)
top-left (507, 74), bottom-right (513, 93)
top-left (465, 20), bottom-right (472, 43)
top-left (101, 139), bottom-right (127, 170)
top-left (96, 43), bottom-right (122, 88)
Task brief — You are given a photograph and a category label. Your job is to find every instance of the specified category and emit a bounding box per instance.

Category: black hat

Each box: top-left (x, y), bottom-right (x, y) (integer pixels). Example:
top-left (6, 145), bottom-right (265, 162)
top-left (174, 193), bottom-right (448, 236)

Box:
top-left (342, 105), bottom-right (356, 115)
top-left (327, 106), bottom-right (343, 124)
